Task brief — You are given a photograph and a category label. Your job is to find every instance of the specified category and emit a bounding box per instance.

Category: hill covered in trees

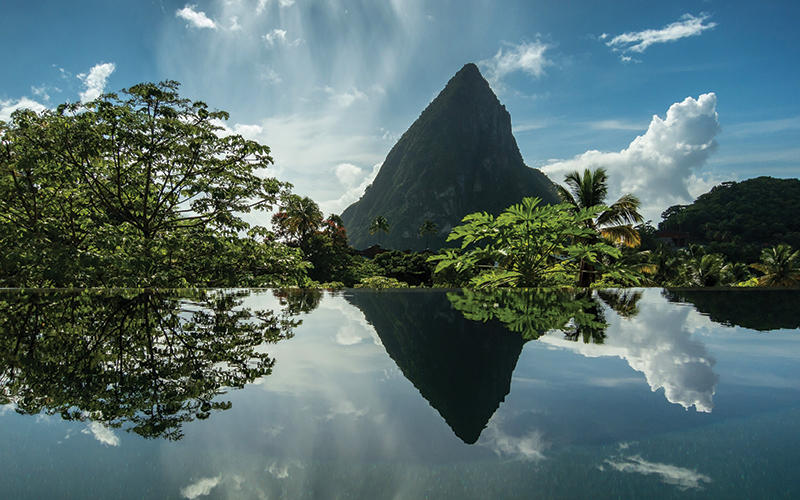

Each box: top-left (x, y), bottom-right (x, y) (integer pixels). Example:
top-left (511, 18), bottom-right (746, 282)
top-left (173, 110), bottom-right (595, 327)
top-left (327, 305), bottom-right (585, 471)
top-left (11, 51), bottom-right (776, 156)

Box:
top-left (660, 177), bottom-right (800, 263)
top-left (341, 63), bottom-right (558, 251)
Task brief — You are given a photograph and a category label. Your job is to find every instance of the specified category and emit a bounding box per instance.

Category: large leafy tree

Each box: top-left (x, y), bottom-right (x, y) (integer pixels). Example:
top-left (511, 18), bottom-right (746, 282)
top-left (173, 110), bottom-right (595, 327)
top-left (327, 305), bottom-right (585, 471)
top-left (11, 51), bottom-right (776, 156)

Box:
top-left (557, 167), bottom-right (643, 286)
top-left (1, 81), bottom-right (300, 287)
top-left (429, 197), bottom-right (625, 288)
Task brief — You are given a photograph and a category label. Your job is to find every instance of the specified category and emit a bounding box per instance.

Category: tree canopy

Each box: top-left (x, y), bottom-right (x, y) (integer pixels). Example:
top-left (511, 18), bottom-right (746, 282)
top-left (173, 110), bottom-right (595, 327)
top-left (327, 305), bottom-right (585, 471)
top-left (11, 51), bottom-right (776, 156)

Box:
top-left (0, 81), bottom-right (307, 287)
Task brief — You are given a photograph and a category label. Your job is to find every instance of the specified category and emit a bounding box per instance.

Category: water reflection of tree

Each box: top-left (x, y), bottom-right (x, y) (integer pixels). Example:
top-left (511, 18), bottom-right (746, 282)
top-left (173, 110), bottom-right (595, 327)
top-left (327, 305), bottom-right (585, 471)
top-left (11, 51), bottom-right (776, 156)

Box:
top-left (0, 289), bottom-right (295, 440)
top-left (448, 289), bottom-right (642, 344)
top-left (665, 288), bottom-right (800, 331)
top-left (272, 288), bottom-right (324, 315)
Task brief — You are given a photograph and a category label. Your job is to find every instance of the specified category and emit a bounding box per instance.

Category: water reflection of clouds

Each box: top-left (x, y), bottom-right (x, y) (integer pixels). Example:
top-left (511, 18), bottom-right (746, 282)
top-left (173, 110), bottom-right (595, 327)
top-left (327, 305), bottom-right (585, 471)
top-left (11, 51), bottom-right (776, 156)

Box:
top-left (478, 418), bottom-right (549, 461)
top-left (81, 421), bottom-right (120, 446)
top-left (603, 454), bottom-right (712, 490)
top-left (180, 476), bottom-right (222, 499)
top-left (540, 295), bottom-right (719, 412)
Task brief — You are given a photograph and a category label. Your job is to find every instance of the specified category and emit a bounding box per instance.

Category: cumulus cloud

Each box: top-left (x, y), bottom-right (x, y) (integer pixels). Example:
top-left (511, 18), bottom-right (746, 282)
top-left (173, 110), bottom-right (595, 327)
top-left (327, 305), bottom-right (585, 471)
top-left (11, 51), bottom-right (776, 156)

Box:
top-left (180, 476), bottom-right (222, 499)
top-left (479, 40), bottom-right (552, 87)
top-left (176, 4), bottom-right (218, 29)
top-left (322, 162), bottom-right (381, 215)
top-left (542, 93), bottom-right (721, 222)
top-left (0, 97), bottom-right (48, 122)
top-left (606, 13), bottom-right (717, 59)
top-left (604, 455), bottom-right (713, 490)
top-left (326, 87), bottom-right (368, 108)
top-left (78, 62), bottom-right (116, 102)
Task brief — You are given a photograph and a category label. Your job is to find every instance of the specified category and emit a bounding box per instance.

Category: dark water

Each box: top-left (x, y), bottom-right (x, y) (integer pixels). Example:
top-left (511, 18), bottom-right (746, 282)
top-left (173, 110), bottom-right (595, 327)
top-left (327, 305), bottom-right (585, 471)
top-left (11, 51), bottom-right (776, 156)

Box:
top-left (1, 288), bottom-right (799, 499)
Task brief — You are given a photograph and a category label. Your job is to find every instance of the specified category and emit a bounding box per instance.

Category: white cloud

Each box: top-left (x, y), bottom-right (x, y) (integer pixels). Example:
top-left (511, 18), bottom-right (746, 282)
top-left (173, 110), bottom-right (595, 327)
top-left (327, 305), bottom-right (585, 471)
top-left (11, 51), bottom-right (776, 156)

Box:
top-left (539, 294), bottom-right (719, 412)
top-left (542, 93), bottom-right (721, 222)
top-left (326, 87), bottom-right (368, 108)
top-left (263, 29), bottom-right (302, 47)
top-left (480, 40), bottom-right (552, 87)
top-left (256, 0), bottom-right (294, 14)
top-left (0, 97), bottom-right (48, 122)
top-left (176, 4), bottom-right (218, 29)
top-left (180, 476), bottom-right (222, 499)
top-left (605, 455), bottom-right (712, 490)
top-left (78, 62), bottom-right (116, 102)
top-left (322, 162), bottom-right (381, 215)
top-left (606, 13), bottom-right (717, 59)
top-left (0, 403), bottom-right (14, 416)
top-left (229, 16), bottom-right (242, 31)
top-left (81, 421), bottom-right (120, 446)
top-left (478, 421), bottom-right (549, 460)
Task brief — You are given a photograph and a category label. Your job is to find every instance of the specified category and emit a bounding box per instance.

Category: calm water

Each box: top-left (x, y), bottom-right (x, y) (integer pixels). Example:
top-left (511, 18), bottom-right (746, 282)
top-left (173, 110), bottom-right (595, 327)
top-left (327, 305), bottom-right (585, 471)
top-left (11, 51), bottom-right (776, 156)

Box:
top-left (1, 288), bottom-right (800, 499)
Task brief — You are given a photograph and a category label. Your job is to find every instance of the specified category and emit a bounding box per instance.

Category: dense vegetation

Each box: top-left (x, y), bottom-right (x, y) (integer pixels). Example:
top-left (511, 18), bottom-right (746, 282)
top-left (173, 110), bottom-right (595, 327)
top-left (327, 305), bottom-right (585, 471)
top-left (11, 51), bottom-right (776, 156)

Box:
top-left (2, 82), bottom-right (798, 290)
top-left (659, 177), bottom-right (800, 263)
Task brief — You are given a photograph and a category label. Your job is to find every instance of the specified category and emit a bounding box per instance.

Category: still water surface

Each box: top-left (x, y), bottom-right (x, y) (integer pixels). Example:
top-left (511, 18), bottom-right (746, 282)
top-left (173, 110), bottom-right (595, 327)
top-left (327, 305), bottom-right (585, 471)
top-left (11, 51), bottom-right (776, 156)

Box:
top-left (1, 288), bottom-right (799, 499)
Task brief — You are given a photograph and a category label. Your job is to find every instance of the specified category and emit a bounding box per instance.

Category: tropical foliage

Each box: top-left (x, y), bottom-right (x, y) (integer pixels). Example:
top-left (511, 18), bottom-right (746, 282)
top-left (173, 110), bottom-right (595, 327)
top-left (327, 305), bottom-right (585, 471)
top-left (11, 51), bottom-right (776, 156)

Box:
top-left (557, 167), bottom-right (643, 286)
top-left (429, 197), bottom-right (627, 288)
top-left (369, 215), bottom-right (390, 245)
top-left (750, 244), bottom-right (800, 286)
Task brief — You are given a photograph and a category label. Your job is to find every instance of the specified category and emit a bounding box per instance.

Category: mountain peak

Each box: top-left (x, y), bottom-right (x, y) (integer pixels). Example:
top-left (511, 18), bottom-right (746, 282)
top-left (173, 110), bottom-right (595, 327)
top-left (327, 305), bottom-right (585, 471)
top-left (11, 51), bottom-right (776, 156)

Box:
top-left (341, 63), bottom-right (558, 251)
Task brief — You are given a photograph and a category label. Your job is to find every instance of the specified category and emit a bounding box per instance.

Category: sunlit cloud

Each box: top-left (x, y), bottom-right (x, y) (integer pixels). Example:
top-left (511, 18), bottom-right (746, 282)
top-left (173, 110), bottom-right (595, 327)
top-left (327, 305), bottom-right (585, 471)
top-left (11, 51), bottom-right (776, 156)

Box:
top-left (542, 93), bottom-right (721, 222)
top-left (480, 39), bottom-right (552, 88)
top-left (180, 476), bottom-right (222, 499)
top-left (605, 13), bottom-right (717, 60)
top-left (78, 62), bottom-right (116, 102)
top-left (604, 455), bottom-right (712, 490)
top-left (176, 4), bottom-right (218, 29)
top-left (324, 162), bottom-right (381, 216)
top-left (0, 97), bottom-right (47, 122)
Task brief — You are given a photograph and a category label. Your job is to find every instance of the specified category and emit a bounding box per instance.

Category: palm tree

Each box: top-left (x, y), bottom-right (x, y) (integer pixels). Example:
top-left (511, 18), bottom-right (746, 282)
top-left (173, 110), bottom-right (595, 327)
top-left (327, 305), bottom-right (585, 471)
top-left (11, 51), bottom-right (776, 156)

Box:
top-left (419, 219), bottom-right (438, 249)
top-left (557, 167), bottom-right (644, 286)
top-left (750, 244), bottom-right (800, 286)
top-left (283, 195), bottom-right (323, 245)
top-left (369, 215), bottom-right (390, 246)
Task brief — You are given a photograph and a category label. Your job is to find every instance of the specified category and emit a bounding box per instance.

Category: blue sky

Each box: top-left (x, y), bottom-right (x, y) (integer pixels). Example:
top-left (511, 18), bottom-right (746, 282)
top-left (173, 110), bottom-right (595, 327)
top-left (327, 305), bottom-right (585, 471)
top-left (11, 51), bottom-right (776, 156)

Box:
top-left (1, 0), bottom-right (798, 223)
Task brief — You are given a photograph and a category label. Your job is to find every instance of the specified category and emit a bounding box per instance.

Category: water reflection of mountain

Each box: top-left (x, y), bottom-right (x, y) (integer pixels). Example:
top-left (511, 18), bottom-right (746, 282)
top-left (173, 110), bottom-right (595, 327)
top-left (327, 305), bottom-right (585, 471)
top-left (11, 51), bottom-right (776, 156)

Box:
top-left (0, 289), bottom-right (294, 440)
top-left (344, 291), bottom-right (527, 444)
top-left (665, 289), bottom-right (800, 331)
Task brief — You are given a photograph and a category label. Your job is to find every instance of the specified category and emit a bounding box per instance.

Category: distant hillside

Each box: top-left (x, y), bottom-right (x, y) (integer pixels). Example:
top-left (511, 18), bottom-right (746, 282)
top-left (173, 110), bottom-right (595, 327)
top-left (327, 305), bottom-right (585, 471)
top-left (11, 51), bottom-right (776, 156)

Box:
top-left (341, 63), bottom-right (558, 251)
top-left (660, 176), bottom-right (800, 262)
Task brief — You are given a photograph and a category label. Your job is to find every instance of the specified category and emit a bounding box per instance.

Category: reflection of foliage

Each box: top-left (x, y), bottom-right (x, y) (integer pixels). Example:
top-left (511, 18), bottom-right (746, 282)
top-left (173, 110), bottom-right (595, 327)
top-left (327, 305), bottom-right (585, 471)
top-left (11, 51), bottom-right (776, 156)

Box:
top-left (0, 289), bottom-right (295, 440)
top-left (447, 289), bottom-right (609, 341)
top-left (272, 288), bottom-right (323, 314)
top-left (665, 289), bottom-right (800, 331)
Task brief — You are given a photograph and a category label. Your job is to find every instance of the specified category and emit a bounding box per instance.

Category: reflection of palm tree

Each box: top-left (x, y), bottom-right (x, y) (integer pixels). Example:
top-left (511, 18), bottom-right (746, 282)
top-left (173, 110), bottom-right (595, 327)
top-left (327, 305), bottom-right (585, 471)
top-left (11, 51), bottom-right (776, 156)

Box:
top-left (750, 244), bottom-right (800, 286)
top-left (419, 219), bottom-right (438, 249)
top-left (557, 168), bottom-right (643, 286)
top-left (369, 215), bottom-right (390, 246)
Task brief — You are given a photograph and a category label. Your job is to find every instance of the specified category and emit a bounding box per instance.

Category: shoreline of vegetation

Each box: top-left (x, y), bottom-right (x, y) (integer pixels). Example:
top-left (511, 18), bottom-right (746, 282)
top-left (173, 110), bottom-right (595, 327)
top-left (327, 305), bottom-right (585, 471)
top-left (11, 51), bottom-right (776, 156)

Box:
top-left (2, 82), bottom-right (798, 290)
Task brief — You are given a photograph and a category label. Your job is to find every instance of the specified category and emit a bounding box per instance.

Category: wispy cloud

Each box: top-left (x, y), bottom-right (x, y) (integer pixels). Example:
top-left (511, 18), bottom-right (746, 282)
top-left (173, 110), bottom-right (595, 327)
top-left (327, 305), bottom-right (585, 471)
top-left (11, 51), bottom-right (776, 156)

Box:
top-left (81, 421), bottom-right (120, 446)
top-left (604, 13), bottom-right (717, 60)
top-left (262, 28), bottom-right (303, 47)
top-left (480, 39), bottom-right (552, 87)
top-left (78, 62), bottom-right (115, 102)
top-left (605, 455), bottom-right (712, 490)
top-left (176, 4), bottom-right (218, 30)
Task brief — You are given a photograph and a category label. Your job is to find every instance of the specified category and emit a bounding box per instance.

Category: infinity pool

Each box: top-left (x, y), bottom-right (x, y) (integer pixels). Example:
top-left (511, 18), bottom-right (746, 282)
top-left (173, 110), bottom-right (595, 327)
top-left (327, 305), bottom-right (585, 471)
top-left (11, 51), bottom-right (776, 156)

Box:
top-left (1, 288), bottom-right (799, 499)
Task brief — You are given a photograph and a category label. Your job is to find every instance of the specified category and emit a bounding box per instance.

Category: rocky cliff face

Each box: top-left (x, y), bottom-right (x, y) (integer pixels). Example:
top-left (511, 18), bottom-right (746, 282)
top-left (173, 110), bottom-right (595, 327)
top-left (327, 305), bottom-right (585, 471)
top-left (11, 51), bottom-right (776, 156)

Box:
top-left (341, 63), bottom-right (559, 251)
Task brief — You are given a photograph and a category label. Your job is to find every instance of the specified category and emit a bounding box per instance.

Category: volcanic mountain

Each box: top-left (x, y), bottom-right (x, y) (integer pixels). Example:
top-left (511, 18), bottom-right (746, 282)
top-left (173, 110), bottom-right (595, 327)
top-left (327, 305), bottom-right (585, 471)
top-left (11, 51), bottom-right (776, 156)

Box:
top-left (341, 63), bottom-right (559, 251)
